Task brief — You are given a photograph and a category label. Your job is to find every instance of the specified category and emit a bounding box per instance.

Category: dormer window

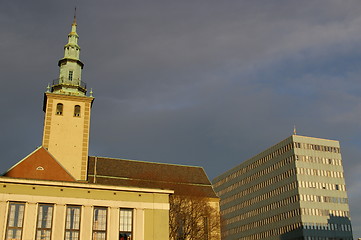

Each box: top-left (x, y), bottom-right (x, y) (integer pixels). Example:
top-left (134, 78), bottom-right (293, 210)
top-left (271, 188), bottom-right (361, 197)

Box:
top-left (69, 71), bottom-right (73, 81)
top-left (74, 105), bottom-right (81, 117)
top-left (56, 103), bottom-right (63, 115)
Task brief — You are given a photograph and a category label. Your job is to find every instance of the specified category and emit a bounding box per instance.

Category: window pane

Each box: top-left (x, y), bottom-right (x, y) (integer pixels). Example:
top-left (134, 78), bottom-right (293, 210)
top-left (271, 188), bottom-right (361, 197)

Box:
top-left (56, 103), bottom-right (63, 115)
top-left (36, 230), bottom-right (51, 240)
top-left (74, 105), bottom-right (81, 117)
top-left (119, 233), bottom-right (132, 240)
top-left (36, 204), bottom-right (54, 240)
top-left (120, 209), bottom-right (132, 231)
top-left (65, 206), bottom-right (81, 240)
top-left (6, 229), bottom-right (22, 240)
top-left (93, 208), bottom-right (107, 231)
top-left (93, 207), bottom-right (107, 240)
top-left (66, 206), bottom-right (81, 230)
top-left (93, 232), bottom-right (106, 240)
top-left (120, 209), bottom-right (133, 240)
top-left (6, 202), bottom-right (25, 240)
top-left (38, 204), bottom-right (53, 228)
top-left (65, 231), bottom-right (79, 240)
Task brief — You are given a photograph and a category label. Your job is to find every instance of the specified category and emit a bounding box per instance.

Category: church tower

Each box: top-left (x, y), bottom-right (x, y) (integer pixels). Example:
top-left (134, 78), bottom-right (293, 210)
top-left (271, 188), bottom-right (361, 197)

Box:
top-left (42, 15), bottom-right (94, 181)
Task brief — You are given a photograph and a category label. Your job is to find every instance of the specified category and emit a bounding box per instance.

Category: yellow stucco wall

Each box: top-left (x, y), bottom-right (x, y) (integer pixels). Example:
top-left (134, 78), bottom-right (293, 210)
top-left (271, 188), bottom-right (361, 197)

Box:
top-left (0, 177), bottom-right (172, 240)
top-left (42, 93), bottom-right (94, 181)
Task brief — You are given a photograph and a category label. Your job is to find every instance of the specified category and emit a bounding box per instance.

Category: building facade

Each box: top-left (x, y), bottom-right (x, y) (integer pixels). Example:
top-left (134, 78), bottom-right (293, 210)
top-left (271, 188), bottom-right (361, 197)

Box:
top-left (1, 16), bottom-right (173, 240)
top-left (0, 176), bottom-right (171, 240)
top-left (87, 156), bottom-right (221, 240)
top-left (213, 135), bottom-right (353, 240)
top-left (1, 15), bottom-right (220, 240)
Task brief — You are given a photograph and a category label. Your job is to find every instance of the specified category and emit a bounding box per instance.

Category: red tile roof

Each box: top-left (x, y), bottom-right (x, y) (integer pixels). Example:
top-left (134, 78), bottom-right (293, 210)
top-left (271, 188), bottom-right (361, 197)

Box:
top-left (3, 147), bottom-right (75, 182)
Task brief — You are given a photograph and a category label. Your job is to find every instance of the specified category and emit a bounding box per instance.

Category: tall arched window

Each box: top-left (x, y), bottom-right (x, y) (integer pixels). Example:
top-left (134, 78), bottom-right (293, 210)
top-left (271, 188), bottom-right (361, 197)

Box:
top-left (74, 105), bottom-right (81, 117)
top-left (56, 103), bottom-right (63, 115)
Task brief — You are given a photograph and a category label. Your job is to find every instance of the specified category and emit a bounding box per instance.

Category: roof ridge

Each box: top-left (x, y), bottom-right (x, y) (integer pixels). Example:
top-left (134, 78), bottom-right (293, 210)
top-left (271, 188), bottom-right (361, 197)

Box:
top-left (2, 146), bottom-right (43, 175)
top-left (89, 174), bottom-right (213, 187)
top-left (89, 155), bottom-right (204, 169)
top-left (291, 134), bottom-right (338, 142)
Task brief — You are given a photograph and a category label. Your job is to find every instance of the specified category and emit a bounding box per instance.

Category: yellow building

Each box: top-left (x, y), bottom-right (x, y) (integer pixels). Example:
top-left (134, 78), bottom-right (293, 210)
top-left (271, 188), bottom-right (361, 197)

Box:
top-left (0, 176), bottom-right (171, 240)
top-left (1, 15), bottom-right (219, 240)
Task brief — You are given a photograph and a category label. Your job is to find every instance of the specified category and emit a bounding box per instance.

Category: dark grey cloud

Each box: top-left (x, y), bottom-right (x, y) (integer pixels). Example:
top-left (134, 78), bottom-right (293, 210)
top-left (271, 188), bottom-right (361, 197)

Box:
top-left (1, 0), bottom-right (361, 237)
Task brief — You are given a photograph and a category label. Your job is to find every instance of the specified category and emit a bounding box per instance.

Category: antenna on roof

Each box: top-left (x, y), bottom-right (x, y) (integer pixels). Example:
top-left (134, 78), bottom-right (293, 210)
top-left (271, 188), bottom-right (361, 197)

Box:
top-left (293, 125), bottom-right (297, 135)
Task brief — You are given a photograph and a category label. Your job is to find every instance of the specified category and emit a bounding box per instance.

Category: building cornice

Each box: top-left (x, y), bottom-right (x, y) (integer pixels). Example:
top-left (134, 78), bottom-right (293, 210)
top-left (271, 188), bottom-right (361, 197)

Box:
top-left (0, 176), bottom-right (174, 195)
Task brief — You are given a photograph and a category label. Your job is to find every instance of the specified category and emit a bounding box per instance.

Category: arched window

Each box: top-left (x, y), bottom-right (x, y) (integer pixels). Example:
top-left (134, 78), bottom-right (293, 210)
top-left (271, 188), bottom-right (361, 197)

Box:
top-left (74, 105), bottom-right (81, 117)
top-left (56, 103), bottom-right (63, 115)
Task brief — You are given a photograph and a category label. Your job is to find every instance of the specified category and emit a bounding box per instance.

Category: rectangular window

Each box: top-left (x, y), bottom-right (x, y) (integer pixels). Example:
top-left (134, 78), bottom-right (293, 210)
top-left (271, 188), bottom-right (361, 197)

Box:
top-left (93, 207), bottom-right (107, 240)
top-left (119, 209), bottom-right (133, 240)
top-left (69, 71), bottom-right (73, 81)
top-left (65, 206), bottom-right (81, 240)
top-left (36, 204), bottom-right (54, 240)
top-left (6, 202), bottom-right (25, 240)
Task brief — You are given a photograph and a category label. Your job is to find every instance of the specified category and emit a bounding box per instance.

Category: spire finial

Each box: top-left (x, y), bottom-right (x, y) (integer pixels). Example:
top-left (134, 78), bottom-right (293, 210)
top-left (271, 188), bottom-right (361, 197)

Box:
top-left (293, 125), bottom-right (297, 135)
top-left (72, 7), bottom-right (77, 25)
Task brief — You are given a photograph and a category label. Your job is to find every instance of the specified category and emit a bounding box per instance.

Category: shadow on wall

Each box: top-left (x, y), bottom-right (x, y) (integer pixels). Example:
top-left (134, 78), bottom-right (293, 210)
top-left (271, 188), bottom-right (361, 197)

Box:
top-left (280, 215), bottom-right (353, 240)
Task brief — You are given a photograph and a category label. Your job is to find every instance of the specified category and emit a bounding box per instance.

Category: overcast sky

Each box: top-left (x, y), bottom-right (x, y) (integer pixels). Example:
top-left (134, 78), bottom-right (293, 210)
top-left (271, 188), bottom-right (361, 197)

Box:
top-left (1, 0), bottom-right (361, 237)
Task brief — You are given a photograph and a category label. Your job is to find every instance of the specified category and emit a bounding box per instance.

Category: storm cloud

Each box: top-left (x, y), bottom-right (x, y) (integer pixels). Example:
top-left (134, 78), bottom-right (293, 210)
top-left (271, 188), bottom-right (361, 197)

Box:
top-left (1, 0), bottom-right (361, 237)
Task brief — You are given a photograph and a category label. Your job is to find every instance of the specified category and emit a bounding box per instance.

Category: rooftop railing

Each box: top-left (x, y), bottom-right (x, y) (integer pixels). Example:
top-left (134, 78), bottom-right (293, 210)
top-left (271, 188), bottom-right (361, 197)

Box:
top-left (52, 77), bottom-right (87, 90)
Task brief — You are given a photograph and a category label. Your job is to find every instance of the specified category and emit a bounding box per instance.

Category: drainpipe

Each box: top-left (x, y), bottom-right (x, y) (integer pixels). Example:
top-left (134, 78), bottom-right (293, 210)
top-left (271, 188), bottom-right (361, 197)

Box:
top-left (93, 156), bottom-right (97, 184)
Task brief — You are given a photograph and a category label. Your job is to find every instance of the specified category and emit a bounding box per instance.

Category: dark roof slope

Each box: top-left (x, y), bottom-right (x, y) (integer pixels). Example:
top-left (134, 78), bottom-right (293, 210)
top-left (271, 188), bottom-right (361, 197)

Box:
top-left (88, 156), bottom-right (217, 198)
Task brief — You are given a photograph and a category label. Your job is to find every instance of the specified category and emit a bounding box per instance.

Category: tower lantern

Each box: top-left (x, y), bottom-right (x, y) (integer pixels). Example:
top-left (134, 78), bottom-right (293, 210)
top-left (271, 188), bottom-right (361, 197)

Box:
top-left (52, 14), bottom-right (86, 96)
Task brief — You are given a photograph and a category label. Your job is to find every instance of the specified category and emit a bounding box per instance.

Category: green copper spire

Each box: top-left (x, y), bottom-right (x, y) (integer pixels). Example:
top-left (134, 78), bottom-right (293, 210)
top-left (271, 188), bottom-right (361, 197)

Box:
top-left (51, 13), bottom-right (86, 96)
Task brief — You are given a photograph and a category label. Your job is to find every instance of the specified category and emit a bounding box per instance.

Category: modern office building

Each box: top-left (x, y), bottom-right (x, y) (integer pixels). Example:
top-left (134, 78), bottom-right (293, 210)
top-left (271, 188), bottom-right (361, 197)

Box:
top-left (213, 135), bottom-right (353, 240)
